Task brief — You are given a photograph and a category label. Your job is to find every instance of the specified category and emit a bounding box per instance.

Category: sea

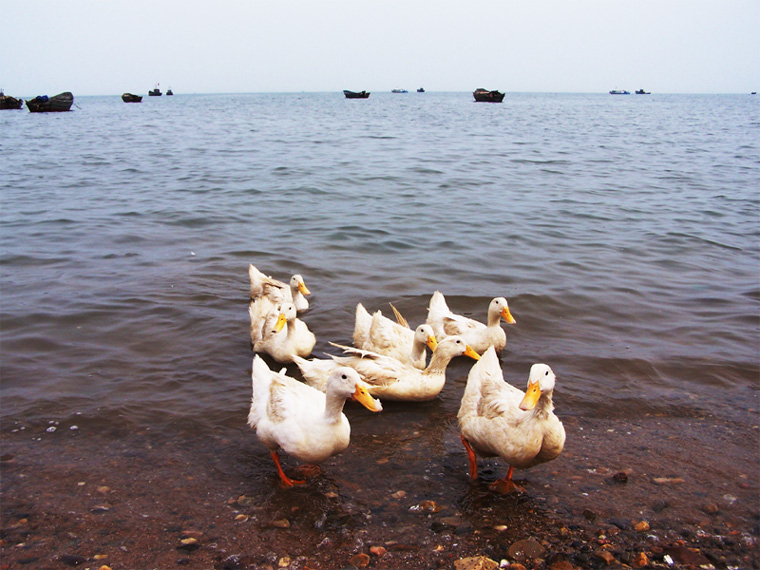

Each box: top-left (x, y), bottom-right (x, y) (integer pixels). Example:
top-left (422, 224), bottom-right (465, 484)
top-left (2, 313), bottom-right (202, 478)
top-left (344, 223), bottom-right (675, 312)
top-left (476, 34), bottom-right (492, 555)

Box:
top-left (1, 92), bottom-right (759, 541)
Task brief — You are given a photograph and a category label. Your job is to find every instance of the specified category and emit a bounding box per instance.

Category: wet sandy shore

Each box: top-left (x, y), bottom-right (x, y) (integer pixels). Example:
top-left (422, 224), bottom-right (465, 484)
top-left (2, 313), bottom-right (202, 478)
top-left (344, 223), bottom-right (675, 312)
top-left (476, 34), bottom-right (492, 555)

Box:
top-left (2, 408), bottom-right (758, 570)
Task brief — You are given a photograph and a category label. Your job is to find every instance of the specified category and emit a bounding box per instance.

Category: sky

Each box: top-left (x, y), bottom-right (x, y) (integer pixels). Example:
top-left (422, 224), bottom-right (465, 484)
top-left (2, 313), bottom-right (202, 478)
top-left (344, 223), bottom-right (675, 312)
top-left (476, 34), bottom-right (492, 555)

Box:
top-left (1, 0), bottom-right (758, 96)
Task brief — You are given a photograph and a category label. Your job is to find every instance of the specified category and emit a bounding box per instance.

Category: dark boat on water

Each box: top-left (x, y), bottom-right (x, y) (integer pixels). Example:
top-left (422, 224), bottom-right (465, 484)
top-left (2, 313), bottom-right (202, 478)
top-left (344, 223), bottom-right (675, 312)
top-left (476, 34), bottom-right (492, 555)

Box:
top-left (121, 93), bottom-right (142, 103)
top-left (343, 90), bottom-right (370, 99)
top-left (0, 90), bottom-right (23, 109)
top-left (473, 88), bottom-right (504, 103)
top-left (166, 88), bottom-right (174, 96)
top-left (417, 87), bottom-right (425, 93)
top-left (635, 89), bottom-right (651, 94)
top-left (25, 92), bottom-right (74, 112)
top-left (148, 87), bottom-right (162, 96)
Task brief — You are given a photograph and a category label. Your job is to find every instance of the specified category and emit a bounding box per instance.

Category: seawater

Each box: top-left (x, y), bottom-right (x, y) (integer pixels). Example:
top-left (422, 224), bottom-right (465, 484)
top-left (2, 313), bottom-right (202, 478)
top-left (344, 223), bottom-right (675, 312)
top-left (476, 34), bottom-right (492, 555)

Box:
top-left (1, 92), bottom-right (758, 435)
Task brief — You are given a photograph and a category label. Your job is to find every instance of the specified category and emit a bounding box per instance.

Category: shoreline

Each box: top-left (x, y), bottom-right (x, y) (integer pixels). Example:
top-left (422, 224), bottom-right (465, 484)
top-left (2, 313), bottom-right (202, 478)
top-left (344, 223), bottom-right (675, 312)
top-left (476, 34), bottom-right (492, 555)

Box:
top-left (2, 413), bottom-right (758, 569)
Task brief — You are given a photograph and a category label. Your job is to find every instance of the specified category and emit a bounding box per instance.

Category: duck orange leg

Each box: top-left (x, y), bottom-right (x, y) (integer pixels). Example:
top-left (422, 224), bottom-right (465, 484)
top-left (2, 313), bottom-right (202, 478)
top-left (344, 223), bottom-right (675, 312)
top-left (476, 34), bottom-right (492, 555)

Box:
top-left (460, 434), bottom-right (478, 479)
top-left (270, 450), bottom-right (305, 487)
top-left (490, 466), bottom-right (524, 494)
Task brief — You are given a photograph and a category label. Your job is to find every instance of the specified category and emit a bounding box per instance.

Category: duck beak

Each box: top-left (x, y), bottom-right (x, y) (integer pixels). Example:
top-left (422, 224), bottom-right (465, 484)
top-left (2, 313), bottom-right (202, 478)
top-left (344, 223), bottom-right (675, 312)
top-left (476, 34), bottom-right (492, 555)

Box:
top-left (464, 345), bottom-right (481, 361)
top-left (273, 313), bottom-right (288, 333)
top-left (427, 335), bottom-right (438, 352)
top-left (352, 382), bottom-right (383, 412)
top-left (298, 280), bottom-right (311, 296)
top-left (502, 306), bottom-right (516, 324)
top-left (519, 381), bottom-right (541, 410)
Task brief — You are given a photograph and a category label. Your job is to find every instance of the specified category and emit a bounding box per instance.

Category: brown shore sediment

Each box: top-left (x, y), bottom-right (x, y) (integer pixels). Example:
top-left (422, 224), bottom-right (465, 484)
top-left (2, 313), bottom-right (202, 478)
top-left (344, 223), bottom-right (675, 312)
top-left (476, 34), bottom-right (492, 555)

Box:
top-left (1, 412), bottom-right (758, 570)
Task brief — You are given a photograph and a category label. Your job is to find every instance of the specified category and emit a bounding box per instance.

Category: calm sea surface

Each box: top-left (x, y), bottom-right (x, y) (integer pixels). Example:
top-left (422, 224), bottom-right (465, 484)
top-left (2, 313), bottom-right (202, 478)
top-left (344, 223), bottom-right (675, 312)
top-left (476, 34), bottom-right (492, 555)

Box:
top-left (1, 91), bottom-right (758, 440)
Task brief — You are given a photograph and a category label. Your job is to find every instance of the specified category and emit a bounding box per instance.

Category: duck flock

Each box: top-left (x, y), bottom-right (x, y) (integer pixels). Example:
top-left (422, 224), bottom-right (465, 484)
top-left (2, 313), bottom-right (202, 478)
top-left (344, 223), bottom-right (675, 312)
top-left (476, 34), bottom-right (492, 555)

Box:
top-left (246, 264), bottom-right (565, 493)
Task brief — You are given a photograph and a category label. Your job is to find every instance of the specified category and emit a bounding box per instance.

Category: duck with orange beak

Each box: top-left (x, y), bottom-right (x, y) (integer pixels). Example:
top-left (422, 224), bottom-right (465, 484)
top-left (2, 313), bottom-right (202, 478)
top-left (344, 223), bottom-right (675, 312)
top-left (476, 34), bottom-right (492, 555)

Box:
top-left (458, 347), bottom-right (565, 493)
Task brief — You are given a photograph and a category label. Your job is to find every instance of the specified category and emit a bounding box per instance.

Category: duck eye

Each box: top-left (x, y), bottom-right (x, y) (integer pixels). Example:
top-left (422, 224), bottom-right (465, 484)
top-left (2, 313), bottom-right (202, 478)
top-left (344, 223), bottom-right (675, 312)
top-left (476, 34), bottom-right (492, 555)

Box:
top-left (341, 374), bottom-right (347, 380)
top-left (545, 370), bottom-right (549, 376)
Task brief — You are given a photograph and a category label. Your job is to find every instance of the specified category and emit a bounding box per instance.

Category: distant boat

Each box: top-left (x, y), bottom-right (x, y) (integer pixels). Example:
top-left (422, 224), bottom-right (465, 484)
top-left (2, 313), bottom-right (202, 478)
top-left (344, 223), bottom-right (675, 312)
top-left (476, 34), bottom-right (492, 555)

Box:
top-left (25, 92), bottom-right (74, 113)
top-left (148, 85), bottom-right (162, 96)
top-left (0, 90), bottom-right (23, 110)
top-left (343, 90), bottom-right (370, 99)
top-left (473, 88), bottom-right (505, 103)
top-left (121, 93), bottom-right (143, 103)
top-left (609, 89), bottom-right (630, 95)
top-left (166, 88), bottom-right (174, 96)
top-left (391, 88), bottom-right (408, 93)
top-left (417, 87), bottom-right (425, 93)
top-left (635, 89), bottom-right (651, 95)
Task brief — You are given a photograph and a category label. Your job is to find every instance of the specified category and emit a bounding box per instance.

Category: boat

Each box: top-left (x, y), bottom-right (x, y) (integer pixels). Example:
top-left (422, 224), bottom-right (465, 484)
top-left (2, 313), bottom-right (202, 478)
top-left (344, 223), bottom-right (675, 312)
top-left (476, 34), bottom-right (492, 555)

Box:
top-left (0, 90), bottom-right (23, 110)
top-left (391, 88), bottom-right (408, 93)
top-left (609, 89), bottom-right (630, 95)
top-left (343, 90), bottom-right (370, 99)
top-left (635, 89), bottom-right (651, 95)
top-left (166, 88), bottom-right (174, 96)
top-left (473, 88), bottom-right (505, 103)
top-left (148, 85), bottom-right (162, 96)
top-left (25, 92), bottom-right (74, 112)
top-left (417, 87), bottom-right (425, 93)
top-left (121, 93), bottom-right (142, 103)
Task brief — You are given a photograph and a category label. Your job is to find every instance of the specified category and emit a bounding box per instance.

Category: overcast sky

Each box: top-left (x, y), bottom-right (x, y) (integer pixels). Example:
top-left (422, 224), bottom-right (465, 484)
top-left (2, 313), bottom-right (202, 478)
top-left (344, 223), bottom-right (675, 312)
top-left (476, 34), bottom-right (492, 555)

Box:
top-left (2, 0), bottom-right (758, 96)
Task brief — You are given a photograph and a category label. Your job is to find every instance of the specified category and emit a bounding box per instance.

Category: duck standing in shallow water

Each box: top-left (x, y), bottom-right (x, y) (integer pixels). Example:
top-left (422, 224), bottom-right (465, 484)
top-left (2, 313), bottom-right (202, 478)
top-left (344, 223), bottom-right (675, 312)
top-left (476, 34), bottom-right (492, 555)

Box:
top-left (426, 291), bottom-right (516, 354)
top-left (248, 355), bottom-right (382, 487)
top-left (458, 347), bottom-right (565, 493)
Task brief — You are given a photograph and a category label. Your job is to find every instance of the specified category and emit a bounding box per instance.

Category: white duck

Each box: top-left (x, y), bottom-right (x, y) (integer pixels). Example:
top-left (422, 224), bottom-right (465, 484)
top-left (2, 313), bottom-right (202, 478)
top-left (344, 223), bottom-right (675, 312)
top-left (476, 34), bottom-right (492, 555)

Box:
top-left (248, 355), bottom-right (382, 487)
top-left (249, 264), bottom-right (311, 313)
top-left (458, 346), bottom-right (565, 493)
top-left (293, 335), bottom-right (480, 402)
top-left (426, 291), bottom-right (516, 354)
top-left (250, 301), bottom-right (316, 363)
top-left (353, 303), bottom-right (438, 369)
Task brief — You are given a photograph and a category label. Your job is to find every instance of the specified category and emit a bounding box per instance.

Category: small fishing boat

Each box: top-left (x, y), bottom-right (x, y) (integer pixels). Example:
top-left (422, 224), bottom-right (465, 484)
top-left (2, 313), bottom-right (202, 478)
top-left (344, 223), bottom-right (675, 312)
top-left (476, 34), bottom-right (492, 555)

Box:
top-left (473, 88), bottom-right (504, 103)
top-left (148, 86), bottom-right (162, 96)
top-left (391, 88), bottom-right (408, 93)
top-left (166, 88), bottom-right (174, 96)
top-left (417, 87), bottom-right (425, 93)
top-left (609, 89), bottom-right (630, 95)
top-left (635, 89), bottom-right (650, 95)
top-left (25, 92), bottom-right (74, 112)
top-left (0, 90), bottom-right (23, 109)
top-left (121, 93), bottom-right (142, 103)
top-left (343, 90), bottom-right (370, 99)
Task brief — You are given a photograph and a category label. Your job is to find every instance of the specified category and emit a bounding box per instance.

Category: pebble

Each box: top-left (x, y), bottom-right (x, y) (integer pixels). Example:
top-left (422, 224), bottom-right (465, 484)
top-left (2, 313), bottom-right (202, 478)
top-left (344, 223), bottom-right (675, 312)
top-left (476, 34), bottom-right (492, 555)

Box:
top-left (594, 550), bottom-right (617, 565)
top-left (408, 500), bottom-right (442, 513)
top-left (652, 476), bottom-right (685, 485)
top-left (369, 546), bottom-right (387, 557)
top-left (634, 520), bottom-right (650, 532)
top-left (348, 553), bottom-right (370, 567)
top-left (271, 519), bottom-right (291, 528)
top-left (507, 539), bottom-right (546, 562)
top-left (632, 552), bottom-right (649, 567)
top-left (454, 556), bottom-right (499, 570)
top-left (278, 556), bottom-right (291, 567)
top-left (178, 537), bottom-right (200, 551)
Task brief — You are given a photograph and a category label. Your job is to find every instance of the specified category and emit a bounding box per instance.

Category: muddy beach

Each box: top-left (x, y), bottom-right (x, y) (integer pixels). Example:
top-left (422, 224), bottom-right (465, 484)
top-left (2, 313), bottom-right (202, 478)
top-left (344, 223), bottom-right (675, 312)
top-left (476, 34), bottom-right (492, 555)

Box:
top-left (2, 399), bottom-right (758, 570)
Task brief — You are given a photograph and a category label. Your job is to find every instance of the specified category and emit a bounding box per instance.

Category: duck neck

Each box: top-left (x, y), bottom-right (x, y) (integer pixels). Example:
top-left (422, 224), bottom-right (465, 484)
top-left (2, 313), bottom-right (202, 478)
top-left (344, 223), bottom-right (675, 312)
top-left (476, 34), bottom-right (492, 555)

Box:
top-left (426, 349), bottom-right (454, 374)
top-left (486, 310), bottom-right (502, 327)
top-left (534, 391), bottom-right (555, 418)
top-left (323, 391), bottom-right (347, 422)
